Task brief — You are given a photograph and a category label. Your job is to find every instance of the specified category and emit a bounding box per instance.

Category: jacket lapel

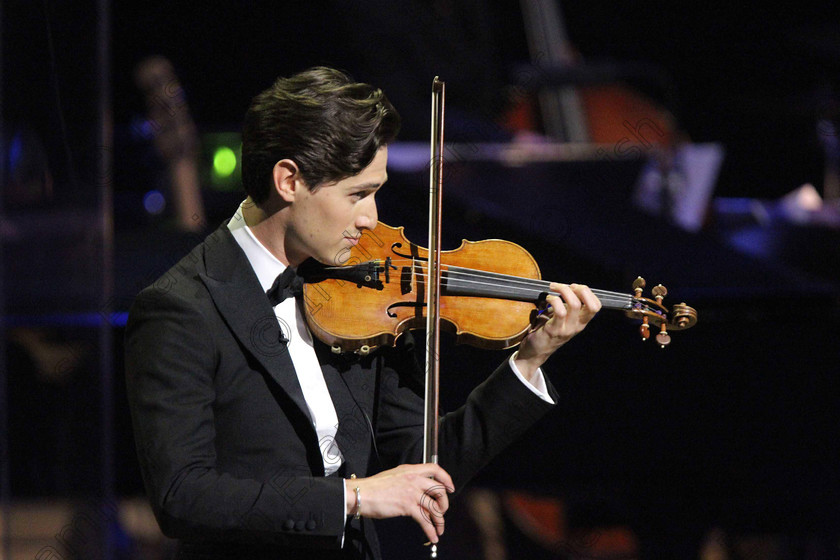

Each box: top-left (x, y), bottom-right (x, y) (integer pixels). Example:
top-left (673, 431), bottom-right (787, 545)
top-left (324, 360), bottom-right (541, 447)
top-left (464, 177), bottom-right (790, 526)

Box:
top-left (198, 225), bottom-right (313, 435)
top-left (317, 342), bottom-right (375, 476)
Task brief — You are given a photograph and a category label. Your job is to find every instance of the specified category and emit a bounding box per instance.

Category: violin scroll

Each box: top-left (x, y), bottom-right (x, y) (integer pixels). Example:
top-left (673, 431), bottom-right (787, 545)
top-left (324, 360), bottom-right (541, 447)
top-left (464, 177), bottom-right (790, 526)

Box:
top-left (626, 277), bottom-right (698, 347)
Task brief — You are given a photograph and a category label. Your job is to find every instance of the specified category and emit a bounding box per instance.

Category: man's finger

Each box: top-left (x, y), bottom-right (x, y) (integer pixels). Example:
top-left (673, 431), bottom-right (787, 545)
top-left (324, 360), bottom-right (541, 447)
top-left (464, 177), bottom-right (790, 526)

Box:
top-left (555, 284), bottom-right (581, 312)
top-left (420, 483), bottom-right (450, 524)
top-left (417, 463), bottom-right (455, 493)
top-left (574, 284), bottom-right (602, 315)
top-left (412, 508), bottom-right (440, 544)
top-left (544, 294), bottom-right (567, 319)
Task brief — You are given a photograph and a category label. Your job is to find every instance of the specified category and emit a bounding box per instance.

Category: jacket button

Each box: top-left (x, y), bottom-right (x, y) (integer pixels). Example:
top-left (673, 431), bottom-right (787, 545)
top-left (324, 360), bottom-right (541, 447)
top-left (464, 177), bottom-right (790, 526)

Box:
top-left (306, 519), bottom-right (316, 531)
top-left (283, 519), bottom-right (295, 531)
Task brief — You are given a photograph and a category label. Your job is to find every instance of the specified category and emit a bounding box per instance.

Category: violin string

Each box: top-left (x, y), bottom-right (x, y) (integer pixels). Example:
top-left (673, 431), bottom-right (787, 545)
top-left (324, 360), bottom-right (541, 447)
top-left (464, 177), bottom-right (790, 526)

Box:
top-left (379, 259), bottom-right (640, 310)
top-left (384, 259), bottom-right (635, 305)
top-left (386, 259), bottom-right (634, 302)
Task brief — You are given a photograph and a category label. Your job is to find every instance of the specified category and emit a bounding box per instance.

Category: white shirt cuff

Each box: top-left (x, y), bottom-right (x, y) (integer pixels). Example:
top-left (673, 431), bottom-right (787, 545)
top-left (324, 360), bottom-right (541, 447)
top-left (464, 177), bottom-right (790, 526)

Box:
top-left (509, 352), bottom-right (555, 404)
top-left (340, 481), bottom-right (347, 546)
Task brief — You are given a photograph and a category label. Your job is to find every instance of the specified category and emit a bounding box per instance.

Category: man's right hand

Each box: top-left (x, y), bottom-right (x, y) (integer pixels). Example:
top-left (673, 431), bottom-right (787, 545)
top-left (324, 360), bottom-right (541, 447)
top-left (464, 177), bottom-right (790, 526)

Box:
top-left (344, 463), bottom-right (454, 544)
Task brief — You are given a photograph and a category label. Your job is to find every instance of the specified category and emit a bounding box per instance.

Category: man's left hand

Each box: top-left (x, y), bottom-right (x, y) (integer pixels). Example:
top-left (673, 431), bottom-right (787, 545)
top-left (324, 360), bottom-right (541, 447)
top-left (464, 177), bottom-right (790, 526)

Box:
top-left (514, 283), bottom-right (601, 378)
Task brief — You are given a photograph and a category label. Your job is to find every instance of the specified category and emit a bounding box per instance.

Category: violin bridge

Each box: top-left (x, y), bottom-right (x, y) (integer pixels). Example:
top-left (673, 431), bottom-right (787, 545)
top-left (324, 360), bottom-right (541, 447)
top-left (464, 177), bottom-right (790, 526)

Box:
top-left (400, 264), bottom-right (413, 295)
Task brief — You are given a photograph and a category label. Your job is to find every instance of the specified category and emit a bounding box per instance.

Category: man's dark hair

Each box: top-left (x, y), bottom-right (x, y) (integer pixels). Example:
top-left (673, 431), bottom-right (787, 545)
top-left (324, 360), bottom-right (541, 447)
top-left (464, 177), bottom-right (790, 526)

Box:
top-left (241, 67), bottom-right (401, 204)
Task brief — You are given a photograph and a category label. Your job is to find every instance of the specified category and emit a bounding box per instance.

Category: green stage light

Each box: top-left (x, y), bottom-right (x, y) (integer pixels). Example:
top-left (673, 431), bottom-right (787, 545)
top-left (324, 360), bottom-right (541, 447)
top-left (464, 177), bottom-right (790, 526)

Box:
top-left (202, 132), bottom-right (241, 191)
top-left (213, 146), bottom-right (237, 178)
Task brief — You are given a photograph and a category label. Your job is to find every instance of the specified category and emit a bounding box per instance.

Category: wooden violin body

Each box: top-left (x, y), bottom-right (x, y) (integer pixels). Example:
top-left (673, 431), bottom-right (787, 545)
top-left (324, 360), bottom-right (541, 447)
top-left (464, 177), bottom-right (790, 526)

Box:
top-left (301, 223), bottom-right (542, 352)
top-left (300, 222), bottom-right (697, 354)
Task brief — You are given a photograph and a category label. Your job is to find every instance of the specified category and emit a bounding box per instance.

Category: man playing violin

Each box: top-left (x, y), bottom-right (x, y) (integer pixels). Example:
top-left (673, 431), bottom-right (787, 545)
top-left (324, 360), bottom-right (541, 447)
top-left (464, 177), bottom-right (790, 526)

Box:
top-left (125, 66), bottom-right (601, 560)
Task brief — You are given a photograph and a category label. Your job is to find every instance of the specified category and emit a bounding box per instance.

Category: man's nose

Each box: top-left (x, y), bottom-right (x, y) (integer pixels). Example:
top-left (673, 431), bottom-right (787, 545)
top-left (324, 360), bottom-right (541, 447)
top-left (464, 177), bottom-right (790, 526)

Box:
top-left (357, 198), bottom-right (378, 230)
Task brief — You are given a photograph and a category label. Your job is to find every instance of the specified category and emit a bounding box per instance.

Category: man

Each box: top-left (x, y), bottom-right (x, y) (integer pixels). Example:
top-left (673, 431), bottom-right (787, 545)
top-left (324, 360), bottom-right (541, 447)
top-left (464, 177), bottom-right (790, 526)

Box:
top-left (125, 67), bottom-right (601, 559)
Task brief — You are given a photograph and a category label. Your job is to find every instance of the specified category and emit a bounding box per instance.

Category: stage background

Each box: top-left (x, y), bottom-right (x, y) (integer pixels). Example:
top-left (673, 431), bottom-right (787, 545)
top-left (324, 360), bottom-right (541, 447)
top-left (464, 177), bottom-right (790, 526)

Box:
top-left (3, 2), bottom-right (840, 558)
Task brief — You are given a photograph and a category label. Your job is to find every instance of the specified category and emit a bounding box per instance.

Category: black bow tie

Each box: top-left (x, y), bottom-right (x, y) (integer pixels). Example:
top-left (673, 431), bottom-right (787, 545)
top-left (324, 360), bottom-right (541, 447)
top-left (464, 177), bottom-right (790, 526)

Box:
top-left (266, 266), bottom-right (304, 307)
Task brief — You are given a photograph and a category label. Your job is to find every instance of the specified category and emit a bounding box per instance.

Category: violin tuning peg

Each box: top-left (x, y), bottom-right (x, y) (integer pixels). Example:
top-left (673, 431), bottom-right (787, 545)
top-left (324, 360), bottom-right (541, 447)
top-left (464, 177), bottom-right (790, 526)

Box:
top-left (632, 277), bottom-right (646, 297)
top-left (656, 322), bottom-right (671, 348)
top-left (640, 316), bottom-right (650, 341)
top-left (652, 284), bottom-right (667, 303)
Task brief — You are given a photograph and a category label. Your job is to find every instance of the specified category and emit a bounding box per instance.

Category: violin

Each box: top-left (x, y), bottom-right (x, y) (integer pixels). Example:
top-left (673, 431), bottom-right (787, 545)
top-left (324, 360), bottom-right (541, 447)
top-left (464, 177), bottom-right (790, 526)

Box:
top-left (298, 222), bottom-right (698, 354)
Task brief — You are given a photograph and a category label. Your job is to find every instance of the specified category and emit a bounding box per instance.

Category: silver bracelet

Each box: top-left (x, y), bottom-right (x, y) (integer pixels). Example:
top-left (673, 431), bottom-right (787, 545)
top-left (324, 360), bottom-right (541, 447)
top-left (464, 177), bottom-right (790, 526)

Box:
top-left (350, 473), bottom-right (361, 520)
top-left (353, 486), bottom-right (361, 520)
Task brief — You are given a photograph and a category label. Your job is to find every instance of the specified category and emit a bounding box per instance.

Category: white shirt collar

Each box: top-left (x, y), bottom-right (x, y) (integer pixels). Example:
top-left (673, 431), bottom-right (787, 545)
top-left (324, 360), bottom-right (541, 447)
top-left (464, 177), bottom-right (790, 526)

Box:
top-left (227, 201), bottom-right (287, 292)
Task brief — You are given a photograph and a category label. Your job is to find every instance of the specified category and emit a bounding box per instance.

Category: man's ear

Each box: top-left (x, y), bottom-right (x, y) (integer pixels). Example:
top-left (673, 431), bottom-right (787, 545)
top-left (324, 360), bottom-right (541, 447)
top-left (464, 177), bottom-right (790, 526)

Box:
top-left (272, 159), bottom-right (304, 203)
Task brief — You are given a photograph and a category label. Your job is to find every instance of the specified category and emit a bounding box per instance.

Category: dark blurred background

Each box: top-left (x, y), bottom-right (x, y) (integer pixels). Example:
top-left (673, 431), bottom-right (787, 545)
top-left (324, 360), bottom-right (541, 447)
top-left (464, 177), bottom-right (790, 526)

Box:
top-left (3, 1), bottom-right (840, 558)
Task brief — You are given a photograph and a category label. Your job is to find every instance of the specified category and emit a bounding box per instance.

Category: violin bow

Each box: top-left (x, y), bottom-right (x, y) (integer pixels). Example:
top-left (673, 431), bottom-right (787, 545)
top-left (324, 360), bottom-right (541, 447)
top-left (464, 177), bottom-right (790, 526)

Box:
top-left (423, 76), bottom-right (445, 558)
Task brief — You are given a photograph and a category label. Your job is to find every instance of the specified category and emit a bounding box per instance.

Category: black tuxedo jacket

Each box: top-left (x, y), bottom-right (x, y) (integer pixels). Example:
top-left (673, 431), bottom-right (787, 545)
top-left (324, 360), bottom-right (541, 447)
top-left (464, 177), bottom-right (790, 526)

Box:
top-left (125, 224), bottom-right (558, 559)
